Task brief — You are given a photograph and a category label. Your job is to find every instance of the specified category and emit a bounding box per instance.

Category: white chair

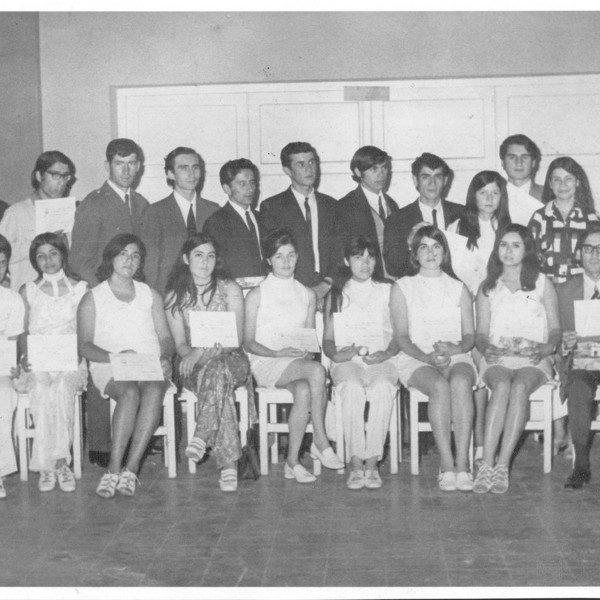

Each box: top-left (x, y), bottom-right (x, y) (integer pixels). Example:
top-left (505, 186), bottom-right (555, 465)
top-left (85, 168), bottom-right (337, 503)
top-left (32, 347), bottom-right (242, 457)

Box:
top-left (179, 386), bottom-right (249, 474)
top-left (525, 381), bottom-right (556, 474)
top-left (16, 391), bottom-right (83, 482)
top-left (109, 383), bottom-right (177, 478)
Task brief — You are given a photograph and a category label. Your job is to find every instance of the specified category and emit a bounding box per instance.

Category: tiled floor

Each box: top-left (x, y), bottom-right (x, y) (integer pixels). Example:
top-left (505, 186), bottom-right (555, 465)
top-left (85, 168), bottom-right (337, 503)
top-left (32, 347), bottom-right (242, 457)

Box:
top-left (3, 434), bottom-right (600, 591)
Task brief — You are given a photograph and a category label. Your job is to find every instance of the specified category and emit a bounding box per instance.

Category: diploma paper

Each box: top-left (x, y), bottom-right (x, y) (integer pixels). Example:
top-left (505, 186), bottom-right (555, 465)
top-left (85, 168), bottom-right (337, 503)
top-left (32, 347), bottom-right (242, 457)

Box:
top-left (494, 312), bottom-right (546, 344)
top-left (110, 353), bottom-right (164, 381)
top-left (0, 340), bottom-right (16, 377)
top-left (276, 328), bottom-right (320, 353)
top-left (334, 312), bottom-right (384, 352)
top-left (28, 334), bottom-right (78, 372)
top-left (575, 300), bottom-right (600, 339)
top-left (189, 311), bottom-right (239, 347)
top-left (35, 196), bottom-right (76, 235)
top-left (410, 306), bottom-right (462, 352)
top-left (508, 192), bottom-right (543, 227)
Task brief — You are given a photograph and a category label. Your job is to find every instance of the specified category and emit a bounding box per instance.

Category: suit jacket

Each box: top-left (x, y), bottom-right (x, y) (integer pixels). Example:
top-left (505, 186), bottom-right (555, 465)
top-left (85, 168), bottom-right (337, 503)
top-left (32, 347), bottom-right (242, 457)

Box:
top-left (383, 198), bottom-right (465, 279)
top-left (202, 202), bottom-right (265, 279)
top-left (334, 185), bottom-right (399, 279)
top-left (70, 181), bottom-right (148, 286)
top-left (142, 192), bottom-right (220, 293)
top-left (259, 187), bottom-right (336, 287)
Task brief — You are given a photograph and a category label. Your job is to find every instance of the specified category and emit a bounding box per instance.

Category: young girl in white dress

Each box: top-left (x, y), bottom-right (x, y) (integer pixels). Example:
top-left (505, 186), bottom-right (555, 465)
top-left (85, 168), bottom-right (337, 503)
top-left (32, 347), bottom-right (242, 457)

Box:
top-left (244, 229), bottom-right (344, 483)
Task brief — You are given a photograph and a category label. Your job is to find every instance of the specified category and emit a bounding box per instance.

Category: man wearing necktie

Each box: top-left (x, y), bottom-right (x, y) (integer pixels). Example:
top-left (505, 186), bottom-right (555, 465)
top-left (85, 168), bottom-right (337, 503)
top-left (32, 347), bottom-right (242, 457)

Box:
top-left (260, 142), bottom-right (336, 303)
top-left (203, 159), bottom-right (265, 280)
top-left (142, 147), bottom-right (219, 294)
top-left (70, 138), bottom-right (149, 468)
top-left (556, 225), bottom-right (600, 489)
top-left (383, 152), bottom-right (464, 278)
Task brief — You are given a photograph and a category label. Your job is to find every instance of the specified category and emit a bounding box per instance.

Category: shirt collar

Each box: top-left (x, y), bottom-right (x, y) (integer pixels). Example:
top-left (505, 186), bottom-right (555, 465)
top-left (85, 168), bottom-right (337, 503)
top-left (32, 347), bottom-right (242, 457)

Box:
top-left (228, 200), bottom-right (252, 221)
top-left (173, 189), bottom-right (196, 209)
top-left (107, 179), bottom-right (130, 201)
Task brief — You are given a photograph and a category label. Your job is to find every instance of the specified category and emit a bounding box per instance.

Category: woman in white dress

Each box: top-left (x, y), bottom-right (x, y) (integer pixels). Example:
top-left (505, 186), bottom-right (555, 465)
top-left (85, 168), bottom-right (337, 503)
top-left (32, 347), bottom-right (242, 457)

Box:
top-left (473, 224), bottom-right (561, 494)
top-left (322, 236), bottom-right (399, 490)
top-left (447, 170), bottom-right (511, 465)
top-left (16, 233), bottom-right (87, 493)
top-left (78, 233), bottom-right (174, 498)
top-left (390, 225), bottom-right (476, 492)
top-left (244, 229), bottom-right (344, 483)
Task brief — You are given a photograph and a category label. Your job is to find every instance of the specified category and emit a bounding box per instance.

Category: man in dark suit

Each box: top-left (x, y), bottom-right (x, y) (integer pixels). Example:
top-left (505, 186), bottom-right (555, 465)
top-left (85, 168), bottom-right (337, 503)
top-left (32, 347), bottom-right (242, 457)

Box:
top-left (70, 138), bottom-right (148, 467)
top-left (383, 152), bottom-right (464, 279)
top-left (203, 158), bottom-right (265, 280)
top-left (334, 146), bottom-right (398, 279)
top-left (260, 141), bottom-right (336, 302)
top-left (556, 224), bottom-right (600, 489)
top-left (143, 146), bottom-right (219, 293)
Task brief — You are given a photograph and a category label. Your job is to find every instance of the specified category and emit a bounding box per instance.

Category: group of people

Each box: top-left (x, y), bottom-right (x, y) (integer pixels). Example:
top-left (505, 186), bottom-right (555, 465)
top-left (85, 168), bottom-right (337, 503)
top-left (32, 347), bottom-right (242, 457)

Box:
top-left (0, 132), bottom-right (597, 499)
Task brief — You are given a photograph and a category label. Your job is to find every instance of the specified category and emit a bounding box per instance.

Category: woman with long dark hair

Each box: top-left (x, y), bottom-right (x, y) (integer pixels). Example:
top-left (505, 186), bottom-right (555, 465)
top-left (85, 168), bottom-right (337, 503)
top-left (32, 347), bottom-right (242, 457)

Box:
top-left (322, 235), bottom-right (399, 490)
top-left (473, 224), bottom-right (561, 494)
top-left (164, 232), bottom-right (253, 492)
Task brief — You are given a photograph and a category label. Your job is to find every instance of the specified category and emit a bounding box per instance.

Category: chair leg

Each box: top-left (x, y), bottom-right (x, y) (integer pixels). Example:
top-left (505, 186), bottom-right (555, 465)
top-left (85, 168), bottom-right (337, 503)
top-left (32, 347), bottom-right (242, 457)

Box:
top-left (389, 398), bottom-right (399, 475)
top-left (269, 403), bottom-right (278, 464)
top-left (17, 395), bottom-right (29, 482)
top-left (543, 389), bottom-right (552, 474)
top-left (184, 391), bottom-right (197, 474)
top-left (410, 392), bottom-right (420, 475)
top-left (73, 393), bottom-right (82, 479)
top-left (236, 388), bottom-right (249, 436)
top-left (258, 396), bottom-right (269, 475)
top-left (333, 389), bottom-right (345, 474)
top-left (165, 390), bottom-right (177, 479)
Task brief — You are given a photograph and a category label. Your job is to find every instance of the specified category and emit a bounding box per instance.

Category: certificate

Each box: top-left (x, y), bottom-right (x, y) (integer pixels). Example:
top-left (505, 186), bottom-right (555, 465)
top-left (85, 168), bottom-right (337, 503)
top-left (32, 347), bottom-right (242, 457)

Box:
top-left (35, 196), bottom-right (76, 235)
top-left (575, 300), bottom-right (600, 339)
top-left (508, 192), bottom-right (542, 227)
top-left (494, 311), bottom-right (546, 345)
top-left (28, 334), bottom-right (78, 372)
top-left (276, 328), bottom-right (320, 353)
top-left (110, 353), bottom-right (164, 381)
top-left (410, 306), bottom-right (462, 352)
top-left (334, 312), bottom-right (384, 352)
top-left (0, 340), bottom-right (16, 377)
top-left (189, 311), bottom-right (239, 347)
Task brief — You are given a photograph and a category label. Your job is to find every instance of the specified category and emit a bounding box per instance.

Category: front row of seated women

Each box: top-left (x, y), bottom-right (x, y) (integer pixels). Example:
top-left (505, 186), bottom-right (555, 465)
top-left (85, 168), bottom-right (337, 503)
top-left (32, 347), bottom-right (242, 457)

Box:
top-left (0, 220), bottom-right (591, 498)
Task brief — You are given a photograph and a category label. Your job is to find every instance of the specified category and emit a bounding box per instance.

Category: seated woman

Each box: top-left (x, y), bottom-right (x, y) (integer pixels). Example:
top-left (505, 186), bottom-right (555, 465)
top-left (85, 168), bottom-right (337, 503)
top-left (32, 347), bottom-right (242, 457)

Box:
top-left (0, 235), bottom-right (25, 498)
top-left (164, 232), bottom-right (255, 493)
top-left (244, 229), bottom-right (344, 483)
top-left (390, 225), bottom-right (476, 492)
top-left (16, 233), bottom-right (87, 493)
top-left (78, 233), bottom-right (174, 498)
top-left (322, 236), bottom-right (399, 490)
top-left (474, 224), bottom-right (561, 494)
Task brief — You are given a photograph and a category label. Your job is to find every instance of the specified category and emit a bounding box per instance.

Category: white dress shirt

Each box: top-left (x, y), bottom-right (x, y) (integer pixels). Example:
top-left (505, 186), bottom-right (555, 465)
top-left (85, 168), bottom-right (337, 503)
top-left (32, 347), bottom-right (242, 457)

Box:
top-left (418, 199), bottom-right (446, 230)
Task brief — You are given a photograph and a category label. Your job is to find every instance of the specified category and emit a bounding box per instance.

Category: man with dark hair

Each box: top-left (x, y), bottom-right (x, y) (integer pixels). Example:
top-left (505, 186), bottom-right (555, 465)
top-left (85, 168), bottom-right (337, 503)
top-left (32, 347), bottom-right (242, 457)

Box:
top-left (383, 152), bottom-right (464, 279)
top-left (0, 150), bottom-right (76, 291)
top-left (142, 146), bottom-right (219, 293)
top-left (260, 141), bottom-right (336, 300)
top-left (499, 133), bottom-right (543, 225)
top-left (203, 158), bottom-right (265, 280)
top-left (70, 138), bottom-right (148, 468)
top-left (334, 145), bottom-right (398, 279)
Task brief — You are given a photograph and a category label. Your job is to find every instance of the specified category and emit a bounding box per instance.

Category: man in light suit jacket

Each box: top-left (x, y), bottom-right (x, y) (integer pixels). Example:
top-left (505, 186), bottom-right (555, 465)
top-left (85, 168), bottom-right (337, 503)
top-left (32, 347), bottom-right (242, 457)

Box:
top-left (556, 224), bottom-right (600, 489)
top-left (334, 146), bottom-right (399, 280)
top-left (143, 147), bottom-right (219, 293)
top-left (203, 158), bottom-right (265, 280)
top-left (383, 152), bottom-right (464, 279)
top-left (260, 141), bottom-right (336, 301)
top-left (70, 138), bottom-right (148, 467)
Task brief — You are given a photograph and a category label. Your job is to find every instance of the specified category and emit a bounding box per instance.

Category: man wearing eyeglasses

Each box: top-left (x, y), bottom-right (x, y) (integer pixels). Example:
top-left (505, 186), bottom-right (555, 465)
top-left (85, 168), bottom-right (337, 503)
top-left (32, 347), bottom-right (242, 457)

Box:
top-left (556, 223), bottom-right (600, 490)
top-left (0, 150), bottom-right (76, 291)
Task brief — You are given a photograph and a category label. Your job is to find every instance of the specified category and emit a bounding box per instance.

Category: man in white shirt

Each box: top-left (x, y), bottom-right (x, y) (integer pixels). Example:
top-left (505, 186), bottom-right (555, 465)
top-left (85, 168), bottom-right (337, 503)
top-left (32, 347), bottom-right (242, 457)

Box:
top-left (143, 146), bottom-right (219, 293)
top-left (499, 134), bottom-right (544, 226)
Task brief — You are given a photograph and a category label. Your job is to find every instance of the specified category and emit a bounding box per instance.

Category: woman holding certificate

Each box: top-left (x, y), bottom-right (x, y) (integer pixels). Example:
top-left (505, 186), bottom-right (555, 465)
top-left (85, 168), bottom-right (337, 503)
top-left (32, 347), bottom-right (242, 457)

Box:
top-left (164, 232), bottom-right (253, 493)
top-left (244, 229), bottom-right (344, 483)
top-left (322, 236), bottom-right (399, 490)
top-left (15, 233), bottom-right (87, 493)
top-left (78, 233), bottom-right (174, 499)
top-left (390, 225), bottom-right (476, 492)
top-left (473, 224), bottom-right (561, 494)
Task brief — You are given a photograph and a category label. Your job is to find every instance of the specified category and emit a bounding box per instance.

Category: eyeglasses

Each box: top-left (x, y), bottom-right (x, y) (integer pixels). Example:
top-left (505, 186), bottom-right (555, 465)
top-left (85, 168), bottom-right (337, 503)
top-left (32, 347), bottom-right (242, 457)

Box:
top-left (46, 170), bottom-right (71, 182)
top-left (582, 244), bottom-right (600, 256)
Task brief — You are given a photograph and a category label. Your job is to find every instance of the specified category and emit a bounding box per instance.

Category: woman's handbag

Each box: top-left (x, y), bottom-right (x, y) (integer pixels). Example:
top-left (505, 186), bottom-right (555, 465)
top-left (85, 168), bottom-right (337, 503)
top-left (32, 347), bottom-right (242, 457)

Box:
top-left (238, 424), bottom-right (261, 480)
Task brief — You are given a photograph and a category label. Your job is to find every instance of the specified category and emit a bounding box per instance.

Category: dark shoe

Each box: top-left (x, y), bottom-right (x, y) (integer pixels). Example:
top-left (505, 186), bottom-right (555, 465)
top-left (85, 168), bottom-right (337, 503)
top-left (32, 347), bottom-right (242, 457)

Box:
top-left (564, 467), bottom-right (591, 490)
top-left (89, 451), bottom-right (110, 468)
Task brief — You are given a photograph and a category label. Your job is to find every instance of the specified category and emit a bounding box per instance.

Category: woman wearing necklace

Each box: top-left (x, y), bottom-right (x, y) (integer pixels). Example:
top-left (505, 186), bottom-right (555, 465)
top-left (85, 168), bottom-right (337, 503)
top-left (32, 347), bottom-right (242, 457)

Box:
top-left (15, 233), bottom-right (88, 493)
top-left (164, 233), bottom-right (253, 493)
top-left (244, 229), bottom-right (344, 483)
top-left (78, 233), bottom-right (174, 498)
top-left (473, 224), bottom-right (561, 494)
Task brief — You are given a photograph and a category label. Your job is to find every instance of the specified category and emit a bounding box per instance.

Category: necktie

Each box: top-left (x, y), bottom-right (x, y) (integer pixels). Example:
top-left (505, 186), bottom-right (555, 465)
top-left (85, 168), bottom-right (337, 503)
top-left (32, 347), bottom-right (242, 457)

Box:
top-left (432, 209), bottom-right (438, 228)
top-left (186, 204), bottom-right (196, 236)
top-left (592, 286), bottom-right (600, 300)
top-left (304, 197), bottom-right (313, 239)
top-left (124, 193), bottom-right (130, 215)
top-left (245, 211), bottom-right (260, 256)
top-left (378, 195), bottom-right (386, 221)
